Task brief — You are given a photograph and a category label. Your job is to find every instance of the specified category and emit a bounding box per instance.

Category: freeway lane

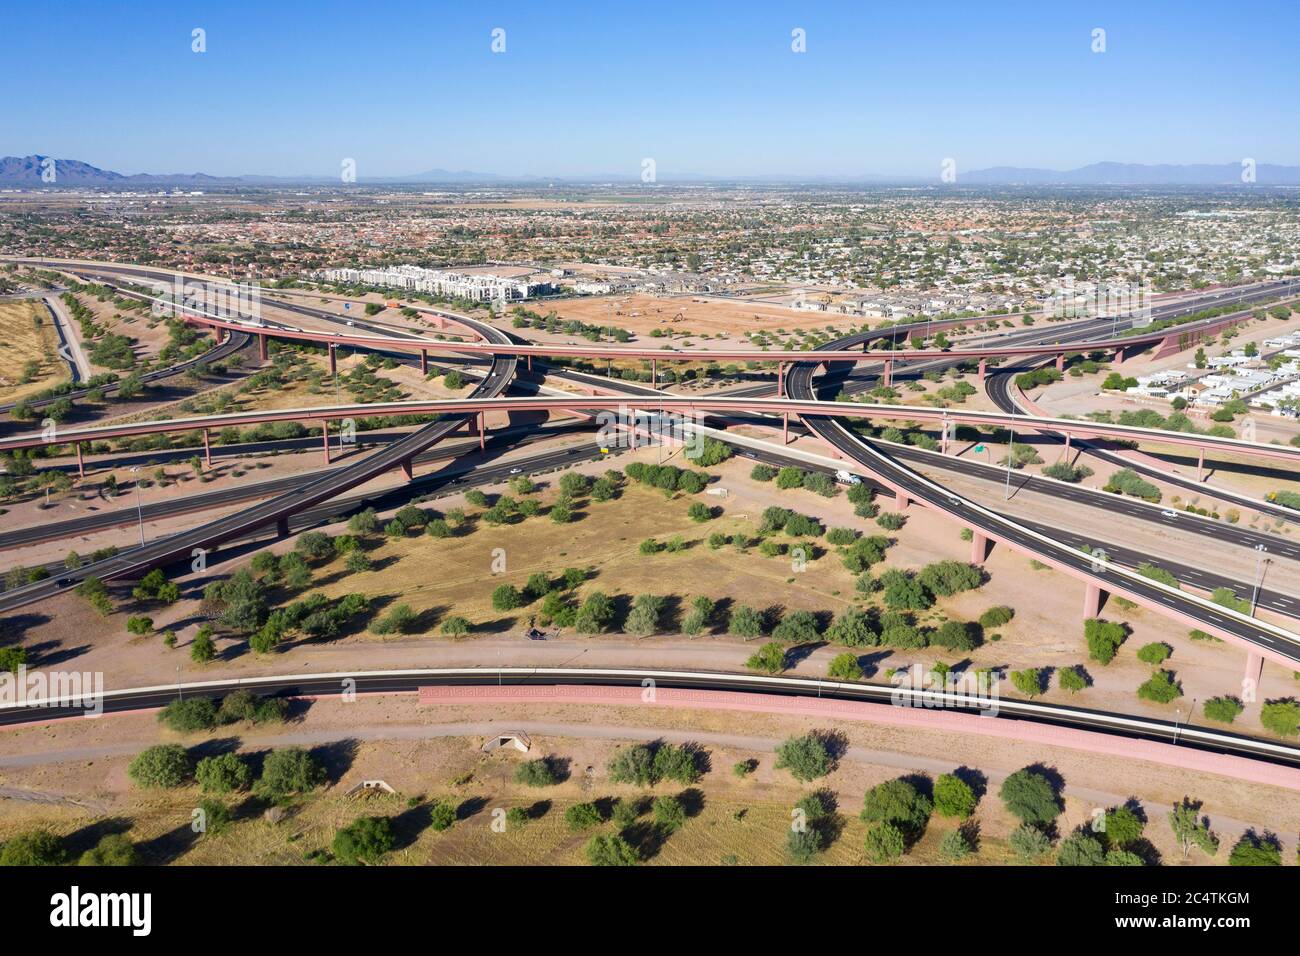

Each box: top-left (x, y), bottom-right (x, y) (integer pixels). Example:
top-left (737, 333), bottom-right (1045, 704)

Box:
top-left (0, 422), bottom-right (589, 553)
top-left (0, 313), bottom-right (518, 614)
top-left (2, 667), bottom-right (1296, 769)
top-left (984, 367), bottom-right (1299, 525)
top-left (787, 342), bottom-right (1300, 664)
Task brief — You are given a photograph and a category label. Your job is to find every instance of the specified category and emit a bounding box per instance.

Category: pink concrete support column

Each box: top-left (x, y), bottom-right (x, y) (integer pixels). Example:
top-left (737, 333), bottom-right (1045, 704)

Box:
top-left (783, 412), bottom-right (789, 445)
top-left (1245, 650), bottom-right (1264, 691)
top-left (777, 362), bottom-right (784, 397)
top-left (882, 359), bottom-right (893, 388)
top-left (322, 419), bottom-right (330, 464)
top-left (978, 357), bottom-right (987, 382)
top-left (478, 411), bottom-right (486, 452)
top-left (258, 334), bottom-right (268, 361)
top-left (202, 428), bottom-right (212, 470)
top-left (399, 457), bottom-right (413, 481)
top-left (651, 358), bottom-right (657, 388)
top-left (894, 490), bottom-right (908, 511)
top-left (1064, 433), bottom-right (1072, 453)
top-left (420, 350), bottom-right (428, 375)
top-left (1055, 353), bottom-right (1065, 373)
top-left (970, 531), bottom-right (991, 565)
top-left (328, 344), bottom-right (336, 375)
top-left (527, 354), bottom-right (532, 372)
top-left (75, 442), bottom-right (84, 479)
top-left (1083, 582), bottom-right (1105, 619)
top-left (1197, 447), bottom-right (1205, 482)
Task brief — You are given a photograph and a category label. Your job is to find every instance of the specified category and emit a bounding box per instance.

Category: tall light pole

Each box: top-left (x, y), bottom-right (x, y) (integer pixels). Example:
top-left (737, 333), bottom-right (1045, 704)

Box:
top-left (1250, 545), bottom-right (1269, 617)
top-left (129, 466), bottom-right (145, 546)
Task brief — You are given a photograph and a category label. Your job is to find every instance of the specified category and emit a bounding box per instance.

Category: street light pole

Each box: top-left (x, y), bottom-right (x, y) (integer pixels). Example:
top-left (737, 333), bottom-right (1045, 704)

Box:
top-left (1250, 545), bottom-right (1269, 617)
top-left (130, 466), bottom-right (144, 546)
top-left (1003, 424), bottom-right (1015, 500)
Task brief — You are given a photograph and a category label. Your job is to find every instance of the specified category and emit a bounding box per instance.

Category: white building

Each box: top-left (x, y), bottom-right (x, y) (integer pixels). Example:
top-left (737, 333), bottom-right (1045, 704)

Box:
top-left (321, 265), bottom-right (554, 302)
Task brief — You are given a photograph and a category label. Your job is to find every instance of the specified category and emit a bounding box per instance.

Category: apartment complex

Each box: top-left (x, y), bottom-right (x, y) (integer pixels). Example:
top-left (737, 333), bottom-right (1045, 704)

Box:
top-left (319, 264), bottom-right (555, 302)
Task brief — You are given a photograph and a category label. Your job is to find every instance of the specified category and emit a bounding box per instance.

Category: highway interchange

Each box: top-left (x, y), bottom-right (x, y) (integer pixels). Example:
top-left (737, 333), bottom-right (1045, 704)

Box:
top-left (2, 259), bottom-right (1299, 771)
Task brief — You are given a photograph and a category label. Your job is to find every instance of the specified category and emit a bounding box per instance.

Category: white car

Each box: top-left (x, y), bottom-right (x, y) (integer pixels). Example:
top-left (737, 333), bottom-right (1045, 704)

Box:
top-left (1160, 509), bottom-right (1178, 518)
top-left (508, 468), bottom-right (522, 475)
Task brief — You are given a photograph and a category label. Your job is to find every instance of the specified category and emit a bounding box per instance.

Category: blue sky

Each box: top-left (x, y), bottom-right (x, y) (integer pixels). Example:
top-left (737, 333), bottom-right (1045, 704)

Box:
top-left (3, 0), bottom-right (1298, 178)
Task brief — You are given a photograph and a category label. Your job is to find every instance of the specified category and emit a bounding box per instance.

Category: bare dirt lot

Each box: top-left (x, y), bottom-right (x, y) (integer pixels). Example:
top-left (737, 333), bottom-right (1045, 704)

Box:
top-left (0, 696), bottom-right (1292, 865)
top-left (0, 300), bottom-right (65, 403)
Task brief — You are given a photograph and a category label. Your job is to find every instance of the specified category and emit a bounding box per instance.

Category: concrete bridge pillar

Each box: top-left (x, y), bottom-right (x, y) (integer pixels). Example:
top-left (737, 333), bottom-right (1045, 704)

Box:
top-left (1055, 353), bottom-right (1065, 373)
top-left (478, 411), bottom-right (486, 452)
top-left (978, 358), bottom-right (987, 382)
top-left (1083, 581), bottom-right (1105, 619)
top-left (782, 412), bottom-right (789, 445)
top-left (258, 334), bottom-right (269, 361)
top-left (777, 362), bottom-right (785, 398)
top-left (328, 344), bottom-right (336, 376)
top-left (1196, 447), bottom-right (1205, 482)
top-left (894, 490), bottom-right (908, 511)
top-left (322, 419), bottom-right (330, 464)
top-left (202, 428), bottom-right (212, 470)
top-left (399, 456), bottom-right (414, 481)
top-left (882, 359), bottom-right (893, 389)
top-left (1244, 650), bottom-right (1264, 697)
top-left (651, 358), bottom-right (657, 388)
top-left (420, 349), bottom-right (428, 375)
top-left (970, 531), bottom-right (991, 565)
top-left (276, 516), bottom-right (289, 538)
top-left (75, 442), bottom-right (85, 479)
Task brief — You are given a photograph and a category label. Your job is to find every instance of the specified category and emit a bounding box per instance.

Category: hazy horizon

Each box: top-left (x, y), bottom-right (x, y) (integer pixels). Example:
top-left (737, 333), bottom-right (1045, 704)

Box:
top-left (3, 0), bottom-right (1299, 179)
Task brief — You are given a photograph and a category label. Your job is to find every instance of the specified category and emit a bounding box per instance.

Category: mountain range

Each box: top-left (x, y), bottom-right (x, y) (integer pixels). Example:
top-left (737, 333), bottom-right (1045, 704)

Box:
top-left (4, 155), bottom-right (1300, 187)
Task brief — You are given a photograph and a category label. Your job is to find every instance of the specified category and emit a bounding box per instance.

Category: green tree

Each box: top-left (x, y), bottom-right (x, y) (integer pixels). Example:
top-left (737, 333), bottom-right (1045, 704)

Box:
top-left (1057, 832), bottom-right (1106, 866)
top-left (746, 641), bottom-right (786, 674)
top-left (727, 604), bottom-right (764, 639)
top-left (774, 733), bottom-right (832, 782)
top-left (863, 822), bottom-right (906, 862)
top-left (1084, 618), bottom-right (1126, 664)
top-left (933, 774), bottom-right (977, 819)
top-left (332, 816), bottom-right (396, 865)
top-left (1168, 798), bottom-right (1219, 860)
top-left (861, 778), bottom-right (933, 842)
top-left (999, 768), bottom-right (1061, 827)
top-left (514, 758), bottom-right (559, 788)
top-left (195, 752), bottom-right (252, 794)
top-left (1058, 666), bottom-right (1087, 694)
top-left (1203, 696), bottom-right (1244, 724)
top-left (586, 833), bottom-right (638, 866)
top-left (1260, 699), bottom-right (1300, 737)
top-left (1228, 832), bottom-right (1282, 866)
top-left (128, 744), bottom-right (192, 788)
top-left (78, 833), bottom-right (137, 866)
top-left (827, 652), bottom-right (863, 681)
top-left (157, 697), bottom-right (218, 732)
top-left (565, 802), bottom-right (604, 830)
top-left (258, 747), bottom-right (324, 798)
top-left (0, 829), bottom-right (67, 866)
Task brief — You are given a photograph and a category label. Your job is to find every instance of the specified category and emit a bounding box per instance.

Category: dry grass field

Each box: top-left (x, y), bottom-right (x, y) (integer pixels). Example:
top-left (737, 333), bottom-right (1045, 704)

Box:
top-left (0, 300), bottom-right (66, 403)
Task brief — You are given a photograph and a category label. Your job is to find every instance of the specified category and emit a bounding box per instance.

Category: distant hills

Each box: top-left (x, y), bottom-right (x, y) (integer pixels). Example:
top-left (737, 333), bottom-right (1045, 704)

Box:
top-left (4, 154), bottom-right (1300, 187)
top-left (960, 161), bottom-right (1300, 185)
